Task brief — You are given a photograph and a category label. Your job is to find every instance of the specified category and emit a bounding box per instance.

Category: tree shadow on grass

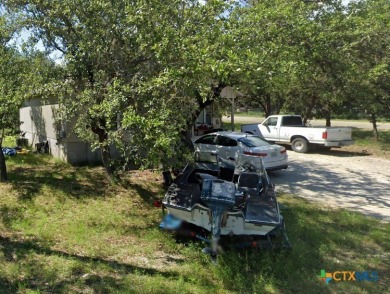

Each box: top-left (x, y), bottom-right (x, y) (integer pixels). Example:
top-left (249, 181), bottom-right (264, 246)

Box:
top-left (121, 178), bottom-right (166, 205)
top-left (6, 153), bottom-right (166, 205)
top-left (0, 206), bottom-right (26, 230)
top-left (0, 234), bottom-right (186, 293)
top-left (0, 278), bottom-right (18, 294)
top-left (7, 164), bottom-right (110, 202)
top-left (129, 182), bottom-right (158, 204)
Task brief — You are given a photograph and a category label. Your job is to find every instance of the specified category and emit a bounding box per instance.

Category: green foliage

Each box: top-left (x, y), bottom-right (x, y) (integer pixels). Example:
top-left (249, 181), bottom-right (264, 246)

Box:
top-left (343, 0), bottom-right (390, 116)
top-left (0, 16), bottom-right (23, 180)
top-left (223, 0), bottom-right (389, 124)
top-left (1, 11), bottom-right (60, 136)
top-left (0, 12), bottom-right (61, 181)
top-left (0, 46), bottom-right (23, 139)
top-left (226, 0), bottom-right (305, 115)
top-left (3, 0), bottom-right (228, 173)
top-left (2, 0), bottom-right (389, 174)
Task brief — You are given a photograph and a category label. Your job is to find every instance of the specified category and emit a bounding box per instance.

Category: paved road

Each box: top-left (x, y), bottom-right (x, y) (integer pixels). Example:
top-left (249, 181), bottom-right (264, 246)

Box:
top-left (268, 150), bottom-right (390, 222)
top-left (224, 115), bottom-right (390, 130)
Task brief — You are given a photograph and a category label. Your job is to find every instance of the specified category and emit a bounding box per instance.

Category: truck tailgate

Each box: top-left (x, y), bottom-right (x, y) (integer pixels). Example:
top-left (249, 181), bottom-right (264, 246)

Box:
top-left (326, 128), bottom-right (352, 141)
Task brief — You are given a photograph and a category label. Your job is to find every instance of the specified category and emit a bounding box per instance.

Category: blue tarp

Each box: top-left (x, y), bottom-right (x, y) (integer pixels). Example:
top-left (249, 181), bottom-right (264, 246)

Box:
top-left (2, 148), bottom-right (17, 156)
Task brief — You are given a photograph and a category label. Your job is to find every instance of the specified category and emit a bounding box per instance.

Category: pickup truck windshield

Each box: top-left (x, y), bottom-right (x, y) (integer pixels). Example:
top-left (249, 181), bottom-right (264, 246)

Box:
top-left (281, 116), bottom-right (303, 126)
top-left (238, 136), bottom-right (270, 147)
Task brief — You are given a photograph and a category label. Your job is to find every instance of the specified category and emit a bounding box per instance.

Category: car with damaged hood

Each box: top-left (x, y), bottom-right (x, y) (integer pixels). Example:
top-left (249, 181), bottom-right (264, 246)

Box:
top-left (193, 131), bottom-right (288, 172)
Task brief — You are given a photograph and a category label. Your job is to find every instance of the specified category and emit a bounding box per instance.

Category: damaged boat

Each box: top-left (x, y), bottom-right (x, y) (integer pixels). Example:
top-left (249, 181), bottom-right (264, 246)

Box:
top-left (160, 152), bottom-right (291, 258)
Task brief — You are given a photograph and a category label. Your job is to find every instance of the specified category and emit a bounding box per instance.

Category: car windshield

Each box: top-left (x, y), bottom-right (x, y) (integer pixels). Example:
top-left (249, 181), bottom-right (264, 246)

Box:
top-left (238, 136), bottom-right (270, 147)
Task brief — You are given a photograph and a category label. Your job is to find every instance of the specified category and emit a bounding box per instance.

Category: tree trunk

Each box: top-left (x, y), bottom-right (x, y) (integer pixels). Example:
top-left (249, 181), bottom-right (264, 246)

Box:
top-left (0, 146), bottom-right (7, 182)
top-left (181, 129), bottom-right (195, 151)
top-left (0, 128), bottom-right (7, 182)
top-left (259, 94), bottom-right (272, 117)
top-left (371, 112), bottom-right (379, 141)
top-left (264, 95), bottom-right (272, 118)
top-left (100, 141), bottom-right (115, 178)
top-left (304, 94), bottom-right (318, 123)
top-left (91, 119), bottom-right (118, 182)
top-left (325, 113), bottom-right (331, 127)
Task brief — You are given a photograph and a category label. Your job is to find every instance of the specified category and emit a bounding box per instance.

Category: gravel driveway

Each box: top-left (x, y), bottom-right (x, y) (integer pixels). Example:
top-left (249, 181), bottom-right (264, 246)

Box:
top-left (268, 150), bottom-right (390, 222)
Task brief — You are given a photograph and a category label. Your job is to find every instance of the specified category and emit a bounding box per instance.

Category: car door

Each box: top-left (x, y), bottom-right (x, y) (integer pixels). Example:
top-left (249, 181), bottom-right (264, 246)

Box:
top-left (193, 134), bottom-right (218, 155)
top-left (260, 117), bottom-right (279, 141)
top-left (215, 135), bottom-right (239, 162)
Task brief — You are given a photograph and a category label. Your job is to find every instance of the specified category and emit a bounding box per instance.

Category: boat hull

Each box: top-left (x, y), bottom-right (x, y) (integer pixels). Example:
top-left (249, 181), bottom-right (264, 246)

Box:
top-left (163, 203), bottom-right (280, 236)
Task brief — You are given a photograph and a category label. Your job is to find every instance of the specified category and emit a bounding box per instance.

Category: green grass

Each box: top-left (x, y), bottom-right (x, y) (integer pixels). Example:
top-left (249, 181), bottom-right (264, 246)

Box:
top-left (234, 110), bottom-right (264, 118)
top-left (347, 129), bottom-right (390, 159)
top-left (221, 122), bottom-right (243, 132)
top-left (352, 129), bottom-right (390, 148)
top-left (0, 154), bottom-right (389, 293)
top-left (2, 136), bottom-right (17, 148)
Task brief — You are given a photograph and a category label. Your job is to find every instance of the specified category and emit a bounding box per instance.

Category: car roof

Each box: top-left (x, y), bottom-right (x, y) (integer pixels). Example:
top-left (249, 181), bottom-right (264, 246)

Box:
top-left (206, 131), bottom-right (255, 140)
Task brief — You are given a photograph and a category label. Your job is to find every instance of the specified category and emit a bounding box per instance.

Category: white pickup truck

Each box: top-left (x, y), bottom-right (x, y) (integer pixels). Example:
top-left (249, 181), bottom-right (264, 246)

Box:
top-left (241, 115), bottom-right (354, 153)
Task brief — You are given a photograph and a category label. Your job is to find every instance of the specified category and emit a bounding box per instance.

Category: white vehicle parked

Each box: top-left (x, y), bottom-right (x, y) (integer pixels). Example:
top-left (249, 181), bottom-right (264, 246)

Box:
top-left (241, 115), bottom-right (354, 153)
top-left (193, 132), bottom-right (288, 171)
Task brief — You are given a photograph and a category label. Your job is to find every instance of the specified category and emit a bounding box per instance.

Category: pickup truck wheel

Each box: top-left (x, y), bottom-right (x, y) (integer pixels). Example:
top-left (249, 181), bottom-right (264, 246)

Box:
top-left (291, 138), bottom-right (310, 153)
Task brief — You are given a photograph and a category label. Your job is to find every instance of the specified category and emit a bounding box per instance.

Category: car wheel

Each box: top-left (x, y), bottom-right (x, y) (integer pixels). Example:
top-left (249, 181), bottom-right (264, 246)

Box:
top-left (291, 138), bottom-right (310, 153)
